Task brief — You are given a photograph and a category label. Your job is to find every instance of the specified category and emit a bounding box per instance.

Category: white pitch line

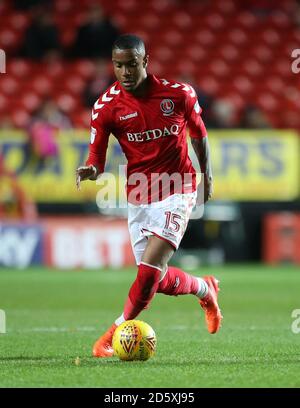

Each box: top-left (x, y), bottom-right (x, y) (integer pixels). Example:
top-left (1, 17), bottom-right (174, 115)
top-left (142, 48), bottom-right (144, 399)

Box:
top-left (7, 326), bottom-right (97, 333)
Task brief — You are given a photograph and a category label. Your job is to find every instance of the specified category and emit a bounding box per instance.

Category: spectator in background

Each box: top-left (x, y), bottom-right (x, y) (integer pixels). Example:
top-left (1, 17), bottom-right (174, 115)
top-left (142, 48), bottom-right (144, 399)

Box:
top-left (0, 154), bottom-right (38, 221)
top-left (240, 0), bottom-right (278, 17)
top-left (0, 116), bottom-right (13, 130)
top-left (21, 5), bottom-right (61, 60)
top-left (34, 98), bottom-right (72, 129)
top-left (292, 0), bottom-right (300, 27)
top-left (210, 99), bottom-right (237, 128)
top-left (13, 0), bottom-right (52, 11)
top-left (82, 59), bottom-right (115, 108)
top-left (177, 73), bottom-right (216, 128)
top-left (72, 4), bottom-right (120, 58)
top-left (239, 104), bottom-right (271, 129)
top-left (27, 99), bottom-right (72, 163)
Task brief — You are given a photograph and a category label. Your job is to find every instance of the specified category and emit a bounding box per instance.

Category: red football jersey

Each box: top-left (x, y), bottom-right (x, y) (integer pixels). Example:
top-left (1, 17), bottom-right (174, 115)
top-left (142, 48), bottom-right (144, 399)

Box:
top-left (86, 74), bottom-right (207, 203)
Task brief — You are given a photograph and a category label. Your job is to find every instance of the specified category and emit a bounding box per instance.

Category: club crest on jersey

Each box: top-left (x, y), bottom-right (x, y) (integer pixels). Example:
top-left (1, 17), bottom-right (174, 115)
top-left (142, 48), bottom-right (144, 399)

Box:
top-left (160, 99), bottom-right (174, 116)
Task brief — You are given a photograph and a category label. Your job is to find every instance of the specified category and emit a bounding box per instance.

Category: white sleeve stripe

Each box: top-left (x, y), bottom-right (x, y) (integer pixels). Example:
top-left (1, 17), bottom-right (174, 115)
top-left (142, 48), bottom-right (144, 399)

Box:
top-left (102, 92), bottom-right (113, 102)
top-left (110, 85), bottom-right (120, 94)
top-left (92, 84), bottom-right (120, 117)
top-left (94, 100), bottom-right (104, 110)
top-left (189, 86), bottom-right (195, 97)
top-left (160, 79), bottom-right (196, 98)
top-left (92, 111), bottom-right (98, 120)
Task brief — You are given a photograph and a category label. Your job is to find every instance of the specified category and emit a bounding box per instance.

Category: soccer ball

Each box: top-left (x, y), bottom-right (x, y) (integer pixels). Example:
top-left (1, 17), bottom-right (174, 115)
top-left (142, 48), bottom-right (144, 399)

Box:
top-left (112, 320), bottom-right (156, 361)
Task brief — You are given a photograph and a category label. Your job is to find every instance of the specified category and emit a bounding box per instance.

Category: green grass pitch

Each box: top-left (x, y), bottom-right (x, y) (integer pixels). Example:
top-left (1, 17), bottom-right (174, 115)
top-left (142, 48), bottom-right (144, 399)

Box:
top-left (0, 265), bottom-right (299, 388)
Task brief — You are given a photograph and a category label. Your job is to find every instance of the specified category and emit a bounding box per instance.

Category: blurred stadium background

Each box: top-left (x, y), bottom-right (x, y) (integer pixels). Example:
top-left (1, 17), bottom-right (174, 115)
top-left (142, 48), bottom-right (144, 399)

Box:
top-left (0, 0), bottom-right (299, 270)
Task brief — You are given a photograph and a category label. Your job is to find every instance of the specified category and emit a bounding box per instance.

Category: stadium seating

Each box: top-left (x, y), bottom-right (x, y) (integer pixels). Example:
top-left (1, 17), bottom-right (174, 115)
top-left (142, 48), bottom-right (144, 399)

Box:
top-left (0, 0), bottom-right (299, 129)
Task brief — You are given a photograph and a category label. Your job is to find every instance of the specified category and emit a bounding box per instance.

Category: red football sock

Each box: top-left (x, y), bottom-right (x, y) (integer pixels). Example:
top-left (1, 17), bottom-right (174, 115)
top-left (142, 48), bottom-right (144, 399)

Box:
top-left (123, 262), bottom-right (161, 320)
top-left (157, 266), bottom-right (199, 296)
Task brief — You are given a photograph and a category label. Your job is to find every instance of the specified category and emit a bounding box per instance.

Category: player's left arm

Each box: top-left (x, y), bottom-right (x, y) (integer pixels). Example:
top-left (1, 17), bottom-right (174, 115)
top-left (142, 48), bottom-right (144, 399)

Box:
top-left (185, 91), bottom-right (213, 202)
top-left (191, 137), bottom-right (213, 203)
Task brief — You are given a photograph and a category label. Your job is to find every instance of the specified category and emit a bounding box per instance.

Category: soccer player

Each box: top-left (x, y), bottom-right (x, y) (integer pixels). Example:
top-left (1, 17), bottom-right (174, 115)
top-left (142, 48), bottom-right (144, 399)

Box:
top-left (76, 34), bottom-right (222, 357)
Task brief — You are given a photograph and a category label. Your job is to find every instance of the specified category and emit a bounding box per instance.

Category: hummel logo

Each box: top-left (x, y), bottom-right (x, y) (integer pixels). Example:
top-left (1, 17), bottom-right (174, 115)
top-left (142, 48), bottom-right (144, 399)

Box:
top-left (173, 277), bottom-right (180, 289)
top-left (120, 112), bottom-right (138, 121)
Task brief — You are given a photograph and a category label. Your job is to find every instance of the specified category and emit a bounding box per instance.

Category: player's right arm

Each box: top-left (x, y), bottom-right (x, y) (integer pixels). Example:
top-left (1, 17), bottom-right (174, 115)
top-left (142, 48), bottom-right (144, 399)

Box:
top-left (76, 106), bottom-right (111, 191)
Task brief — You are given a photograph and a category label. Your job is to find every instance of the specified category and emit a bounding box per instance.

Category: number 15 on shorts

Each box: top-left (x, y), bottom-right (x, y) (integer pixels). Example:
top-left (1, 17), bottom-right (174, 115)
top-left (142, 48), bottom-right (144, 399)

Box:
top-left (164, 211), bottom-right (182, 232)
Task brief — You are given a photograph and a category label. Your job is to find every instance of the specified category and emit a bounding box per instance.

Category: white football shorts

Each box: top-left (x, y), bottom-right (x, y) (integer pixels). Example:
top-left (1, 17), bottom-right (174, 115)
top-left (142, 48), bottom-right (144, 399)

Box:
top-left (128, 192), bottom-right (197, 265)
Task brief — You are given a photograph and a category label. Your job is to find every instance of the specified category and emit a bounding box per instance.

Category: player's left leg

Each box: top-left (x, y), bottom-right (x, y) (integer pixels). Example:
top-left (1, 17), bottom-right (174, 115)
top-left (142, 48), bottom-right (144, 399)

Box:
top-left (92, 193), bottom-right (222, 357)
top-left (92, 241), bottom-right (221, 357)
top-left (119, 235), bottom-right (222, 334)
top-left (157, 267), bottom-right (222, 334)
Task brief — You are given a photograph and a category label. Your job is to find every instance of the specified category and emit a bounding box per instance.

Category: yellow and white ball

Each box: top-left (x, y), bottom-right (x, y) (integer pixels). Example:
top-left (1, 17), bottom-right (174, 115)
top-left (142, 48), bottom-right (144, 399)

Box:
top-left (112, 320), bottom-right (156, 361)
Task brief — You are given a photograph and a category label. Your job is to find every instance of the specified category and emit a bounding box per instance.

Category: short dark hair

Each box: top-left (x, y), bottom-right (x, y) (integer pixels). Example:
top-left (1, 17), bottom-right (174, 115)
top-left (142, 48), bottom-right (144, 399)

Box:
top-left (112, 34), bottom-right (145, 55)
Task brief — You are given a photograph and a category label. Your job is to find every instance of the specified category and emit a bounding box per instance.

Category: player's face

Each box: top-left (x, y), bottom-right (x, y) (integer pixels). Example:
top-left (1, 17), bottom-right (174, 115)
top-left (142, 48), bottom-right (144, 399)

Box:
top-left (112, 49), bottom-right (148, 92)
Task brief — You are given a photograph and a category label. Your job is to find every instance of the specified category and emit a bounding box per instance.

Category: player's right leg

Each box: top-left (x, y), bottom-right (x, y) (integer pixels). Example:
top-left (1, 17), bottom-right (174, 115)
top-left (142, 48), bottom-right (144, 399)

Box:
top-left (92, 208), bottom-right (145, 357)
top-left (92, 323), bottom-right (117, 357)
top-left (93, 236), bottom-right (172, 358)
top-left (92, 265), bottom-right (160, 357)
